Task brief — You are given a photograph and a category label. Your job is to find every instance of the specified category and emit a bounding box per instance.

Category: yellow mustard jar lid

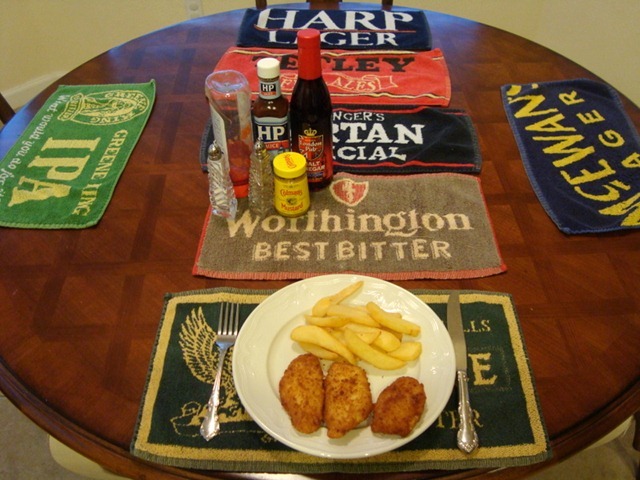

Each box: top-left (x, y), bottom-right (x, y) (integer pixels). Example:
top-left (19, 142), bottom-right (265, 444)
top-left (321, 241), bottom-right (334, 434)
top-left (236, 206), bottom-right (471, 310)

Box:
top-left (273, 152), bottom-right (307, 179)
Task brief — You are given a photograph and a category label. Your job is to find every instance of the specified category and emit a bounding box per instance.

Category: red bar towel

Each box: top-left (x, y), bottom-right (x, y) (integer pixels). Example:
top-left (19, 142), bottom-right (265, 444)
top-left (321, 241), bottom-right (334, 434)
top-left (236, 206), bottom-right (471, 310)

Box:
top-left (214, 47), bottom-right (450, 107)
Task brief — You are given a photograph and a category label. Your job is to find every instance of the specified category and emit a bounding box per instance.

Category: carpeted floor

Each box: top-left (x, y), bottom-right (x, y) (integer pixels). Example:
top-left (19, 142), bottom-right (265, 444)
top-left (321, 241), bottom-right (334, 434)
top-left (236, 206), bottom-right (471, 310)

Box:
top-left (0, 393), bottom-right (637, 479)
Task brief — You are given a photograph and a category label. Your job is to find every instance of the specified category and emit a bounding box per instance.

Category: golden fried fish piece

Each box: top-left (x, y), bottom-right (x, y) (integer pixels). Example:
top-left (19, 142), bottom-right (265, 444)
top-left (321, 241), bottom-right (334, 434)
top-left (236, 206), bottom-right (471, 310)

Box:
top-left (278, 353), bottom-right (325, 434)
top-left (371, 376), bottom-right (426, 437)
top-left (323, 362), bottom-right (373, 439)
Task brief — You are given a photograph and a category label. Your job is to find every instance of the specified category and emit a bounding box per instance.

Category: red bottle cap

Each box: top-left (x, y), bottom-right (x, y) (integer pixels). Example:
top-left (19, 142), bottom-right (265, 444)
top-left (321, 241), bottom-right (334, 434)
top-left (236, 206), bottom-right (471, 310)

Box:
top-left (296, 29), bottom-right (322, 80)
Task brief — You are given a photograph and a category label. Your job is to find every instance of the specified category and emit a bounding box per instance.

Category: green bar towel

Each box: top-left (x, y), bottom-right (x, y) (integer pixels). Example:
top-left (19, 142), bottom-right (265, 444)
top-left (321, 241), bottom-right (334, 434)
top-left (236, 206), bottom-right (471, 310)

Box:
top-left (0, 81), bottom-right (155, 228)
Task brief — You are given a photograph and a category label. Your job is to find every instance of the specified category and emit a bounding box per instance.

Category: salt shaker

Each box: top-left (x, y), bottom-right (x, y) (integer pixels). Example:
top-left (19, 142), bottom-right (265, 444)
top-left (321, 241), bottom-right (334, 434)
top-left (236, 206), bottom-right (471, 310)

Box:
top-left (248, 139), bottom-right (274, 216)
top-left (207, 141), bottom-right (238, 220)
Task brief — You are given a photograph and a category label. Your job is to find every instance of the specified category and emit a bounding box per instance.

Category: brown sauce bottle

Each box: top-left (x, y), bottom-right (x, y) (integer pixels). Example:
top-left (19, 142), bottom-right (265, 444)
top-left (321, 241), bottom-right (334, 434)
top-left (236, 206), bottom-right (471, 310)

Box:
top-left (251, 57), bottom-right (290, 161)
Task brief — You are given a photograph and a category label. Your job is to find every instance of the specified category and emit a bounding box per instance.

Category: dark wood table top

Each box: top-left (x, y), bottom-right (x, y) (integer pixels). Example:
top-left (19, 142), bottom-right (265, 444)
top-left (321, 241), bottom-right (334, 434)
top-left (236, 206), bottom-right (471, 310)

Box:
top-left (1, 3), bottom-right (638, 479)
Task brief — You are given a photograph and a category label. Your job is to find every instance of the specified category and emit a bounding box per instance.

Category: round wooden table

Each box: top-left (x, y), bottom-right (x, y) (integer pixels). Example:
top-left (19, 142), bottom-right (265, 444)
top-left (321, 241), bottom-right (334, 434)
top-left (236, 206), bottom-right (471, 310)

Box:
top-left (1, 4), bottom-right (638, 479)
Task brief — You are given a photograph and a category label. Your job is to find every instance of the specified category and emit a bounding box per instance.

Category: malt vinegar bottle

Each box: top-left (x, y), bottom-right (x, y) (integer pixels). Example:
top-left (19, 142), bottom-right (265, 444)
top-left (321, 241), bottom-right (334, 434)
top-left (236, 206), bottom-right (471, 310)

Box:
top-left (290, 28), bottom-right (334, 191)
top-left (251, 57), bottom-right (290, 161)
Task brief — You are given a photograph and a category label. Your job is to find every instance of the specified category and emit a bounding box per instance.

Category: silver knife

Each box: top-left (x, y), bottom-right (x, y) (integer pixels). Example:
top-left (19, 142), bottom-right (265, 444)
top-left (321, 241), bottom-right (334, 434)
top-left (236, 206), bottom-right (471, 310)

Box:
top-left (447, 291), bottom-right (479, 453)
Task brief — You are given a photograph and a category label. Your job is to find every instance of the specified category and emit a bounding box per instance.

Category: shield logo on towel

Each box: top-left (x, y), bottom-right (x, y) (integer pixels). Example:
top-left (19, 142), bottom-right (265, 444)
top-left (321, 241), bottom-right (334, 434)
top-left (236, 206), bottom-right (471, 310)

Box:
top-left (327, 74), bottom-right (397, 94)
top-left (59, 90), bottom-right (152, 125)
top-left (330, 178), bottom-right (369, 207)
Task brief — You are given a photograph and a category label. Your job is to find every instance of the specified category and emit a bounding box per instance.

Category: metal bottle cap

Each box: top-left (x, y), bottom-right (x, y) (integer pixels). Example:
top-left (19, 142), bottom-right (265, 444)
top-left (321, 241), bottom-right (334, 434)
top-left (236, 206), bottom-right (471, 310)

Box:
top-left (207, 141), bottom-right (223, 161)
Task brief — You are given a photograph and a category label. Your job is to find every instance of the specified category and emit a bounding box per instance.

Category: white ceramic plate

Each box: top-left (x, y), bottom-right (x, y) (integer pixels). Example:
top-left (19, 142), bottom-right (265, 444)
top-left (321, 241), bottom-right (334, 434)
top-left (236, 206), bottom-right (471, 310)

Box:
top-left (232, 274), bottom-right (455, 459)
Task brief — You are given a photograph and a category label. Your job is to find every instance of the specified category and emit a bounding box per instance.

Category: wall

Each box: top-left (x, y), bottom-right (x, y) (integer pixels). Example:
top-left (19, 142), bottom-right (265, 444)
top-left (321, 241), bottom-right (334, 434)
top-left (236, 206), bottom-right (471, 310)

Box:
top-left (422, 0), bottom-right (640, 108)
top-left (1, 0), bottom-right (638, 109)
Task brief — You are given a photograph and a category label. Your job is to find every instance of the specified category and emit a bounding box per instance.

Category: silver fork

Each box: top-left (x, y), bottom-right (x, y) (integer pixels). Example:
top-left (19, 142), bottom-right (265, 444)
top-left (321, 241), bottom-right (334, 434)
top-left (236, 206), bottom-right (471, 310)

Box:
top-left (200, 302), bottom-right (240, 441)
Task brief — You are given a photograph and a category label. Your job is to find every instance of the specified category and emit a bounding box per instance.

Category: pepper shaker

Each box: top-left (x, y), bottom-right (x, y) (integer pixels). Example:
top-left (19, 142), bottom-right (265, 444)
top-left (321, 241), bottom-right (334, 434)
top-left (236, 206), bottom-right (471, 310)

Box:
top-left (248, 139), bottom-right (274, 217)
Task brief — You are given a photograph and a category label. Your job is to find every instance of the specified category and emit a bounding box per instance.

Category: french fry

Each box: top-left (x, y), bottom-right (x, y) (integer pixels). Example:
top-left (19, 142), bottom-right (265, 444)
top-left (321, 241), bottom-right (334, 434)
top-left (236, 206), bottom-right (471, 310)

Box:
top-left (331, 326), bottom-right (378, 345)
top-left (298, 342), bottom-right (340, 361)
top-left (304, 315), bottom-right (349, 328)
top-left (354, 330), bottom-right (380, 345)
top-left (372, 329), bottom-right (402, 352)
top-left (343, 329), bottom-right (406, 370)
top-left (388, 341), bottom-right (423, 361)
top-left (291, 325), bottom-right (357, 364)
top-left (329, 329), bottom-right (345, 344)
top-left (342, 323), bottom-right (382, 344)
top-left (384, 328), bottom-right (403, 340)
top-left (293, 281), bottom-right (423, 370)
top-left (342, 322), bottom-right (380, 334)
top-left (326, 304), bottom-right (379, 327)
top-left (311, 280), bottom-right (364, 316)
top-left (366, 302), bottom-right (421, 336)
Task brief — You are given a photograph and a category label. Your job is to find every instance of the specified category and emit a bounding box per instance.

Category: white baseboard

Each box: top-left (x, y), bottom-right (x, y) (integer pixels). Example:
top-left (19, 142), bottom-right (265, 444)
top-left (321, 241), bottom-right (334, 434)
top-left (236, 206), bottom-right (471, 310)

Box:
top-left (4, 71), bottom-right (68, 110)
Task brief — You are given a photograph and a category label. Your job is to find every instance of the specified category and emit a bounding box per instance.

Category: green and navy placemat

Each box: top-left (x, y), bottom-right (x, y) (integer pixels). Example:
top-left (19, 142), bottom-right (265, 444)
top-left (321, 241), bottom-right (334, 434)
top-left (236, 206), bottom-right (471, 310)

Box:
top-left (194, 172), bottom-right (505, 280)
top-left (502, 78), bottom-right (640, 234)
top-left (0, 81), bottom-right (155, 228)
top-left (131, 288), bottom-right (550, 473)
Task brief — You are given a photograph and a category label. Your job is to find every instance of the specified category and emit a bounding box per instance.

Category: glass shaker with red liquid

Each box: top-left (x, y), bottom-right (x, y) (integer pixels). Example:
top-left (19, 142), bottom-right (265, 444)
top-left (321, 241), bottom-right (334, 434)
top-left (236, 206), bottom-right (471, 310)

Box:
top-left (290, 29), bottom-right (334, 191)
top-left (205, 70), bottom-right (253, 197)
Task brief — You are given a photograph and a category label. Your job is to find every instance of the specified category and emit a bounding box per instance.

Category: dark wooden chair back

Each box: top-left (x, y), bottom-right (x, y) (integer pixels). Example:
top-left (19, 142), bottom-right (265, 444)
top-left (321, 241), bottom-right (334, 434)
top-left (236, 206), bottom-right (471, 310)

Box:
top-left (0, 92), bottom-right (16, 124)
top-left (256, 0), bottom-right (393, 9)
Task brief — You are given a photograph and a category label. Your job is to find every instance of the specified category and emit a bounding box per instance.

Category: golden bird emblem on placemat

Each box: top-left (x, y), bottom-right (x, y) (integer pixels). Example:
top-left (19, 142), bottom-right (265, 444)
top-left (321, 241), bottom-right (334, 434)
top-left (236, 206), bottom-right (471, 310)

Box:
top-left (178, 307), bottom-right (247, 422)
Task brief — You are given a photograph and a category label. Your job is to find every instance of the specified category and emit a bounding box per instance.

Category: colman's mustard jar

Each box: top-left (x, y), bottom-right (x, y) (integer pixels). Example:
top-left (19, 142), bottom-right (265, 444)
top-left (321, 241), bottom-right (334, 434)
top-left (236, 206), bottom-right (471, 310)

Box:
top-left (273, 152), bottom-right (310, 217)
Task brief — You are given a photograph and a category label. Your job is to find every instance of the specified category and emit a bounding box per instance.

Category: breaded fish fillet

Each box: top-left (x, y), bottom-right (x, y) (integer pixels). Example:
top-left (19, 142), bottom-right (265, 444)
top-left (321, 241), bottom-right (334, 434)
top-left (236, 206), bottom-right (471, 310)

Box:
top-left (279, 353), bottom-right (324, 434)
top-left (371, 376), bottom-right (426, 437)
top-left (324, 362), bottom-right (373, 439)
